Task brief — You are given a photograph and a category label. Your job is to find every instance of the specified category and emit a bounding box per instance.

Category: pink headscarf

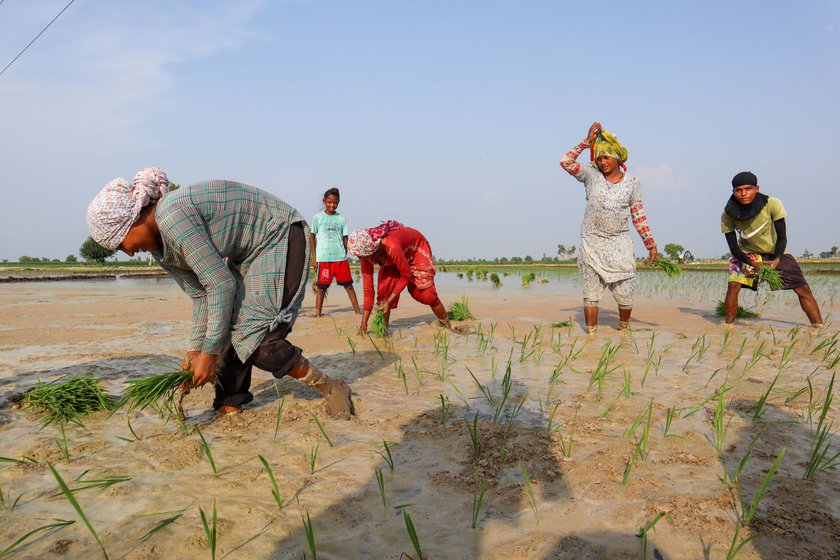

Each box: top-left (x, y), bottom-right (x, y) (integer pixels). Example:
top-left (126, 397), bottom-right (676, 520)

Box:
top-left (87, 167), bottom-right (169, 250)
top-left (347, 220), bottom-right (404, 257)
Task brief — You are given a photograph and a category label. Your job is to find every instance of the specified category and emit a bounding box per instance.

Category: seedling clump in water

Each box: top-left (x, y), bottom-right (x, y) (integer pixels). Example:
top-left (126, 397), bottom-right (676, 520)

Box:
top-left (23, 373), bottom-right (112, 426)
top-left (447, 296), bottom-right (474, 321)
top-left (715, 300), bottom-right (759, 319)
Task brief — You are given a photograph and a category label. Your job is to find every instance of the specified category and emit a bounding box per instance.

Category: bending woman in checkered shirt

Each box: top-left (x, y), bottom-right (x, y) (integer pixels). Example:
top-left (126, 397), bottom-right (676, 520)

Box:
top-left (87, 168), bottom-right (355, 418)
top-left (559, 122), bottom-right (662, 334)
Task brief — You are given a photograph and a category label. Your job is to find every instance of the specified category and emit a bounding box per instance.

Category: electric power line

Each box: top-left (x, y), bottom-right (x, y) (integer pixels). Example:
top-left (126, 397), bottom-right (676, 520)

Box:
top-left (0, 0), bottom-right (77, 78)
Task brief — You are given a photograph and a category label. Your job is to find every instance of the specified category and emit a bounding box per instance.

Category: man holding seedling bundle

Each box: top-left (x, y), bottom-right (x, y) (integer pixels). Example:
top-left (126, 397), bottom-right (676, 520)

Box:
top-left (87, 168), bottom-right (355, 418)
top-left (559, 122), bottom-right (661, 334)
top-left (721, 171), bottom-right (823, 327)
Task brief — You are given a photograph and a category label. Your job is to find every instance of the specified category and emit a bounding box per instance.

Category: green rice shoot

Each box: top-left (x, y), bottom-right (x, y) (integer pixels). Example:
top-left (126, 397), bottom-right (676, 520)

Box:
top-left (653, 258), bottom-right (682, 278)
top-left (447, 296), bottom-right (474, 321)
top-left (370, 310), bottom-right (388, 338)
top-left (757, 266), bottom-right (784, 290)
top-left (715, 300), bottom-right (760, 319)
top-left (23, 374), bottom-right (113, 427)
top-left (118, 370), bottom-right (194, 416)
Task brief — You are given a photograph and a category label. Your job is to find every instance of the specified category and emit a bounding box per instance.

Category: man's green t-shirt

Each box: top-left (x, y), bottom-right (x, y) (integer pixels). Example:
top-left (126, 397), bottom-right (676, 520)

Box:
top-left (720, 196), bottom-right (787, 255)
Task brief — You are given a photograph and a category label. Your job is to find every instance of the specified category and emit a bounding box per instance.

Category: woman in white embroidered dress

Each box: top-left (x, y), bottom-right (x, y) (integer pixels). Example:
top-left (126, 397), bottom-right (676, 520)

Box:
top-left (559, 122), bottom-right (661, 333)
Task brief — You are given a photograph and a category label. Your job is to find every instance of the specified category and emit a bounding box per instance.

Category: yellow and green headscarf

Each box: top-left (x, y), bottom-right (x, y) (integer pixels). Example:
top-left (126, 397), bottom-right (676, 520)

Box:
top-left (592, 129), bottom-right (628, 164)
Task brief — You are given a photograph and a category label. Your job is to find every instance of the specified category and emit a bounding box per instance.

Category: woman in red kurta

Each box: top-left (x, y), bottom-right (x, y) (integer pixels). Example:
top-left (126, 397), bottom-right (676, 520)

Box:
top-left (347, 221), bottom-right (451, 334)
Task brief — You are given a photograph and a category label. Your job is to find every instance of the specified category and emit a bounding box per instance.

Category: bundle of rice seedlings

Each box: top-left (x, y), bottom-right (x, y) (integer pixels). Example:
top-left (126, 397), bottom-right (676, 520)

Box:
top-left (489, 273), bottom-right (502, 288)
top-left (652, 259), bottom-right (682, 278)
top-left (521, 272), bottom-right (536, 287)
top-left (447, 297), bottom-right (474, 321)
top-left (757, 266), bottom-right (783, 290)
top-left (23, 374), bottom-right (112, 426)
top-left (715, 300), bottom-right (760, 318)
top-left (118, 370), bottom-right (194, 418)
top-left (370, 309), bottom-right (388, 337)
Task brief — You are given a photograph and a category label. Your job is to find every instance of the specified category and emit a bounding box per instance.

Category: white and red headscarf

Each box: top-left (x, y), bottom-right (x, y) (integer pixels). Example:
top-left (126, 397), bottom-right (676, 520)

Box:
top-left (347, 220), bottom-right (404, 257)
top-left (87, 167), bottom-right (169, 250)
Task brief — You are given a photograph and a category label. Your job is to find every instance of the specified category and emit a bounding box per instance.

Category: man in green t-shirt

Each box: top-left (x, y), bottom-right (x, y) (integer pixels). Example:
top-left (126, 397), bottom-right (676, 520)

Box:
top-left (721, 171), bottom-right (822, 327)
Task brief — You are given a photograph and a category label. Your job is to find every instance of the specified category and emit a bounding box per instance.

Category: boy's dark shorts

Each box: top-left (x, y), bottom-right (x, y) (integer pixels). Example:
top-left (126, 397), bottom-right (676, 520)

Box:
top-left (733, 254), bottom-right (808, 292)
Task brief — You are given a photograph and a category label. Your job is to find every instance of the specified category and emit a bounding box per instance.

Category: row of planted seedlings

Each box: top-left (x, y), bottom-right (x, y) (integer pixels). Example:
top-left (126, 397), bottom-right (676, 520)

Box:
top-left (4, 303), bottom-right (837, 558)
top-left (317, 309), bottom-right (836, 558)
top-left (428, 307), bottom-right (838, 558)
top-left (322, 314), bottom-right (838, 558)
top-left (627, 321), bottom-right (839, 557)
top-left (2, 366), bottom-right (220, 558)
top-left (1, 351), bottom-right (386, 559)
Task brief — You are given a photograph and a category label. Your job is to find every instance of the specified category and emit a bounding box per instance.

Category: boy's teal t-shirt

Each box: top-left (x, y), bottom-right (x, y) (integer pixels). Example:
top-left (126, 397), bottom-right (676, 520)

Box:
top-left (311, 211), bottom-right (348, 262)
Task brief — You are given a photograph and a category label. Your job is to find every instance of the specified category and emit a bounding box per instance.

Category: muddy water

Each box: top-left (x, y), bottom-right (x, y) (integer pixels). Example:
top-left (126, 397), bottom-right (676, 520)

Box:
top-left (0, 274), bottom-right (837, 559)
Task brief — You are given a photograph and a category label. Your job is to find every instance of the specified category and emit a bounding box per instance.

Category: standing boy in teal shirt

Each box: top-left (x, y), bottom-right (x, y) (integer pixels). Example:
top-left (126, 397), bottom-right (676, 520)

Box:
top-left (310, 187), bottom-right (361, 317)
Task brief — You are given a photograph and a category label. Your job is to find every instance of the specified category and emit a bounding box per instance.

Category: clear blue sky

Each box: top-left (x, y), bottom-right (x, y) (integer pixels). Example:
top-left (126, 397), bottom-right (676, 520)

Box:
top-left (1, 0), bottom-right (838, 262)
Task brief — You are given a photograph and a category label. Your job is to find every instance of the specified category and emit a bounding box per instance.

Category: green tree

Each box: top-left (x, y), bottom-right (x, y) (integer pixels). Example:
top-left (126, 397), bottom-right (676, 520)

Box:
top-left (568, 245), bottom-right (576, 258)
top-left (663, 243), bottom-right (685, 261)
top-left (557, 244), bottom-right (566, 259)
top-left (79, 236), bottom-right (116, 264)
top-left (65, 254), bottom-right (78, 263)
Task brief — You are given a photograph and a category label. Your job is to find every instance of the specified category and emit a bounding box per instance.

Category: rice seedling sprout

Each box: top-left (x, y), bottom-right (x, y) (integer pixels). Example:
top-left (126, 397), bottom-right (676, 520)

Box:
top-left (402, 510), bottom-right (424, 560)
top-left (466, 413), bottom-right (481, 458)
top-left (48, 462), bottom-right (109, 559)
top-left (376, 440), bottom-right (395, 471)
top-left (556, 409), bottom-right (577, 458)
top-left (804, 372), bottom-right (840, 478)
top-left (302, 509), bottom-right (317, 559)
top-left (273, 388), bottom-right (285, 440)
top-left (137, 511), bottom-right (184, 543)
top-left (310, 414), bottom-right (334, 447)
top-left (439, 394), bottom-right (452, 424)
top-left (637, 512), bottom-right (673, 559)
top-left (198, 500), bottom-right (218, 560)
top-left (0, 518), bottom-right (75, 558)
top-left (309, 440), bottom-right (320, 474)
top-left (471, 479), bottom-right (488, 529)
top-left (257, 455), bottom-right (285, 511)
top-left (520, 462), bottom-right (539, 522)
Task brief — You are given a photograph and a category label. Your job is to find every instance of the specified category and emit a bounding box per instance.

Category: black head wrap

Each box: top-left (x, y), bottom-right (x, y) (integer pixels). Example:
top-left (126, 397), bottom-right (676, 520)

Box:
top-left (732, 171), bottom-right (758, 188)
top-left (725, 170), bottom-right (767, 220)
